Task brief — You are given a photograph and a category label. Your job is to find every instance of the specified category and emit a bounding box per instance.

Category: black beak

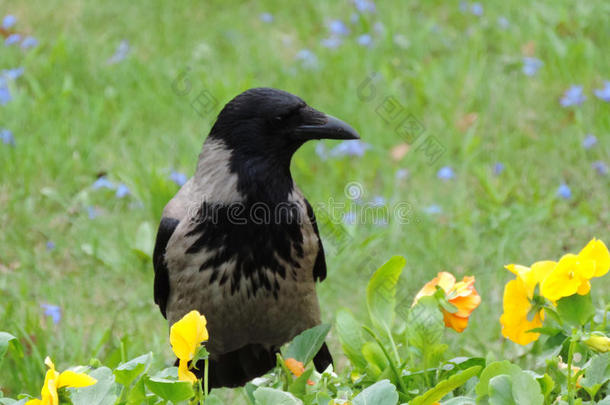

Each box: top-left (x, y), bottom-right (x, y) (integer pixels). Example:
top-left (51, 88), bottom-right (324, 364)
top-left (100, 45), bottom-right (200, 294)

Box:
top-left (293, 114), bottom-right (360, 141)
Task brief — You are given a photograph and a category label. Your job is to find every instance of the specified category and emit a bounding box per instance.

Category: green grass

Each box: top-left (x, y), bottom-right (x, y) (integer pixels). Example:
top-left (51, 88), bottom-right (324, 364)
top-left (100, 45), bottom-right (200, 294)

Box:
top-left (1, 0), bottom-right (609, 400)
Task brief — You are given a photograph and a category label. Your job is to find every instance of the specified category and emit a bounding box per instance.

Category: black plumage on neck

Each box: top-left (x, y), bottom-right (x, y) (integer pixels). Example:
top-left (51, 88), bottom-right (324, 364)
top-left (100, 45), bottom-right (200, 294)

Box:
top-left (209, 122), bottom-right (301, 204)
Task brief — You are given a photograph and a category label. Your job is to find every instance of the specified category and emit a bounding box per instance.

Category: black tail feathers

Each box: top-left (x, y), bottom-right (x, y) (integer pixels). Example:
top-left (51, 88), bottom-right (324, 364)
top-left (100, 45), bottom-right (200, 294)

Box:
top-left (184, 342), bottom-right (333, 389)
top-left (313, 342), bottom-right (333, 373)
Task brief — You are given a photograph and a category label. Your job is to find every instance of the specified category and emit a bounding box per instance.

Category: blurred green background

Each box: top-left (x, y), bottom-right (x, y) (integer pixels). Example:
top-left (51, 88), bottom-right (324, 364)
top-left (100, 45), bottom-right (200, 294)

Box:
top-left (1, 0), bottom-right (609, 398)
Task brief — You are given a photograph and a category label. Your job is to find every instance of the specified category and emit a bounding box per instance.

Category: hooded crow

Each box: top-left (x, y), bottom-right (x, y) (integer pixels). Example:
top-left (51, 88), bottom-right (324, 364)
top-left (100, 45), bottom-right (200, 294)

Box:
top-left (153, 87), bottom-right (360, 388)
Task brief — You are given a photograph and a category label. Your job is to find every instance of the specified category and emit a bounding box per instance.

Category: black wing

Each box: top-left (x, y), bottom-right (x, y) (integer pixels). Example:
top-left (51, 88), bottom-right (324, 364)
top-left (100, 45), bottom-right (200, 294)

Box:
top-left (153, 217), bottom-right (180, 318)
top-left (305, 199), bottom-right (327, 282)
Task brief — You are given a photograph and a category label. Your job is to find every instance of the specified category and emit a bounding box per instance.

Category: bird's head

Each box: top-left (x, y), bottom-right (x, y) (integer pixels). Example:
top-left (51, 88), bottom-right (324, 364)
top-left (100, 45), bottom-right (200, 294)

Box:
top-left (208, 87), bottom-right (360, 161)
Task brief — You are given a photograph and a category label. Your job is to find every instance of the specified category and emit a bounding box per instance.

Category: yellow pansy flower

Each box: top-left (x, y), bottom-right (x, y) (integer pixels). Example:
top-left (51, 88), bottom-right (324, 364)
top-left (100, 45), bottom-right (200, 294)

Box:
top-left (500, 261), bottom-right (555, 345)
top-left (541, 238), bottom-right (609, 302)
top-left (25, 357), bottom-right (96, 405)
top-left (583, 334), bottom-right (610, 353)
top-left (170, 310), bottom-right (209, 383)
top-left (578, 238), bottom-right (610, 277)
top-left (540, 254), bottom-right (592, 302)
top-left (413, 272), bottom-right (481, 333)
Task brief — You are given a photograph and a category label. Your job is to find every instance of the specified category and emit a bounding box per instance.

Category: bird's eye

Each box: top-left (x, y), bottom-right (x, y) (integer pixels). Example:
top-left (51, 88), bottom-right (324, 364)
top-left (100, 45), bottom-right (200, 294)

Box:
top-left (273, 107), bottom-right (302, 123)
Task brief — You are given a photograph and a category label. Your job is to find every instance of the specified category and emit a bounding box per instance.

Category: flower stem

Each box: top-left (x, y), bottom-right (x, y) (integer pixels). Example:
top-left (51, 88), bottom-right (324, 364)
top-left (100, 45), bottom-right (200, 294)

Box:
top-left (204, 358), bottom-right (209, 400)
top-left (363, 326), bottom-right (408, 395)
top-left (567, 330), bottom-right (577, 405)
top-left (385, 325), bottom-right (401, 365)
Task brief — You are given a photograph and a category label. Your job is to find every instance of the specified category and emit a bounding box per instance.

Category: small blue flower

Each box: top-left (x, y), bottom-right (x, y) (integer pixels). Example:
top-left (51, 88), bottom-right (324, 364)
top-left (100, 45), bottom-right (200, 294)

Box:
top-left (314, 143), bottom-right (328, 160)
top-left (493, 162), bottom-right (505, 175)
top-left (522, 57), bottom-right (543, 76)
top-left (20, 36), bottom-right (38, 49)
top-left (107, 39), bottom-right (130, 64)
top-left (557, 183), bottom-right (572, 199)
top-left (357, 34), bottom-right (373, 47)
top-left (2, 67), bottom-right (24, 80)
top-left (424, 204), bottom-right (442, 215)
top-left (259, 12), bottom-right (274, 23)
top-left (497, 16), bottom-right (510, 29)
top-left (353, 0), bottom-right (376, 13)
top-left (582, 134), bottom-right (597, 149)
top-left (560, 85), bottom-right (586, 107)
top-left (321, 37), bottom-right (342, 49)
top-left (470, 2), bottom-right (483, 16)
top-left (329, 140), bottom-right (371, 157)
top-left (295, 49), bottom-right (319, 70)
top-left (395, 168), bottom-right (409, 180)
top-left (371, 196), bottom-right (386, 207)
top-left (5, 33), bottom-right (20, 46)
top-left (46, 241), bottom-right (56, 251)
top-left (594, 81), bottom-right (610, 102)
top-left (115, 183), bottom-right (130, 198)
top-left (40, 304), bottom-right (62, 324)
top-left (1, 129), bottom-right (15, 146)
top-left (592, 161), bottom-right (608, 176)
top-left (2, 15), bottom-right (17, 29)
top-left (92, 176), bottom-right (115, 190)
top-left (343, 211), bottom-right (357, 225)
top-left (170, 171), bottom-right (188, 186)
top-left (437, 166), bottom-right (455, 180)
top-left (374, 22), bottom-right (385, 34)
top-left (329, 20), bottom-right (350, 36)
top-left (459, 1), bottom-right (469, 13)
top-left (0, 83), bottom-right (11, 105)
top-left (87, 206), bottom-right (99, 219)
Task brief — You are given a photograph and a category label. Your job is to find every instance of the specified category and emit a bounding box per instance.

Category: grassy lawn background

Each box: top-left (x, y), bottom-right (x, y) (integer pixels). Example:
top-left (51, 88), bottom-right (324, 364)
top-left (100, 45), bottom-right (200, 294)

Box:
top-left (1, 0), bottom-right (609, 399)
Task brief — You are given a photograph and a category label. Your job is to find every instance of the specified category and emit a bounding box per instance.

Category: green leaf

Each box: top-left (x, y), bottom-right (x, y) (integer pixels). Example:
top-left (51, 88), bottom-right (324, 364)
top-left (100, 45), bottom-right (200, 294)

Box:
top-left (580, 352), bottom-right (610, 398)
top-left (244, 382), bottom-right (258, 404)
top-left (283, 324), bottom-right (331, 365)
top-left (288, 368), bottom-right (314, 397)
top-left (253, 387), bottom-right (303, 405)
top-left (71, 367), bottom-right (119, 405)
top-left (511, 371), bottom-right (544, 405)
top-left (192, 345), bottom-right (210, 366)
top-left (475, 361), bottom-right (522, 399)
top-left (488, 375), bottom-right (516, 405)
top-left (442, 397), bottom-right (476, 405)
top-left (113, 352), bottom-right (152, 386)
top-left (313, 392), bottom-right (332, 405)
top-left (352, 379), bottom-right (399, 405)
top-left (0, 399), bottom-right (27, 405)
top-left (125, 376), bottom-right (147, 405)
top-left (204, 393), bottom-right (225, 405)
top-left (407, 295), bottom-right (445, 360)
top-left (335, 308), bottom-right (367, 369)
top-left (366, 256), bottom-right (405, 334)
top-left (0, 332), bottom-right (17, 363)
top-left (362, 341), bottom-right (388, 378)
top-left (536, 373), bottom-right (555, 404)
top-left (132, 221), bottom-right (154, 260)
top-left (556, 294), bottom-right (595, 327)
top-left (144, 376), bottom-right (194, 402)
top-left (411, 366), bottom-right (482, 405)
top-left (444, 357), bottom-right (486, 373)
